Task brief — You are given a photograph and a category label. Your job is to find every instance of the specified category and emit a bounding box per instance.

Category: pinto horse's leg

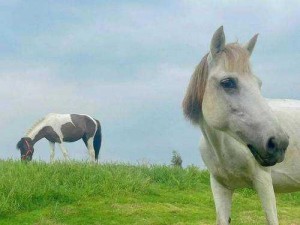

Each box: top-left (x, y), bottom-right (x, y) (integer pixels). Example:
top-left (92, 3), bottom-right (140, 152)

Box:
top-left (86, 138), bottom-right (95, 162)
top-left (253, 171), bottom-right (278, 225)
top-left (58, 143), bottom-right (70, 161)
top-left (210, 175), bottom-right (233, 225)
top-left (49, 141), bottom-right (55, 162)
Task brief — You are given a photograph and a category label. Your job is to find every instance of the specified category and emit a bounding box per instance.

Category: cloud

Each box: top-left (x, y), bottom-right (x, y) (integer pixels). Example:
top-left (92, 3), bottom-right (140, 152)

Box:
top-left (1, 1), bottom-right (300, 167)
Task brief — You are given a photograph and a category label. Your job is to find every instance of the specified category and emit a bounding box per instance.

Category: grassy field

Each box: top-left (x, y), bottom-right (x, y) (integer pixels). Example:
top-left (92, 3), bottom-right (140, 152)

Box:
top-left (0, 160), bottom-right (299, 225)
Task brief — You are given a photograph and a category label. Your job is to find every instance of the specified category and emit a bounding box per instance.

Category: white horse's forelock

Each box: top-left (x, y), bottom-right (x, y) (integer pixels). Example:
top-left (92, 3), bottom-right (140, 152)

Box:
top-left (183, 43), bottom-right (251, 125)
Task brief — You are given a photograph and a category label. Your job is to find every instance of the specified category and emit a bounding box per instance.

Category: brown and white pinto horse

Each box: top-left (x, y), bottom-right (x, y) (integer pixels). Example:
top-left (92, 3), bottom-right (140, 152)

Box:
top-left (17, 113), bottom-right (102, 162)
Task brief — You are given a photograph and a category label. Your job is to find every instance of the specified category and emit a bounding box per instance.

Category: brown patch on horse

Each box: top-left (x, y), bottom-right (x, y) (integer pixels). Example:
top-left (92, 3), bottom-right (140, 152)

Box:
top-left (182, 43), bottom-right (251, 124)
top-left (61, 114), bottom-right (96, 142)
top-left (61, 122), bottom-right (84, 142)
top-left (33, 126), bottom-right (61, 143)
top-left (17, 137), bottom-right (33, 150)
top-left (16, 137), bottom-right (34, 161)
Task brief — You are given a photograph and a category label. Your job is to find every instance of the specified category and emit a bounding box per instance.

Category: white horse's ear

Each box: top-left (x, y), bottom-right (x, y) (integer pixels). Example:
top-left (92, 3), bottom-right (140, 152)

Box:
top-left (210, 26), bottom-right (225, 58)
top-left (245, 34), bottom-right (259, 56)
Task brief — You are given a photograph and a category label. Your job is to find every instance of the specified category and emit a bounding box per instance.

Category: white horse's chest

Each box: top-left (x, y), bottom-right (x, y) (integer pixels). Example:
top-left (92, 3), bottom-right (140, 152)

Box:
top-left (200, 138), bottom-right (254, 189)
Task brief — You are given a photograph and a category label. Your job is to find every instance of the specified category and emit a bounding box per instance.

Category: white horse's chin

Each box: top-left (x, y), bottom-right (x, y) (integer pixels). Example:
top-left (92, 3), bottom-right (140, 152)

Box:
top-left (247, 144), bottom-right (283, 167)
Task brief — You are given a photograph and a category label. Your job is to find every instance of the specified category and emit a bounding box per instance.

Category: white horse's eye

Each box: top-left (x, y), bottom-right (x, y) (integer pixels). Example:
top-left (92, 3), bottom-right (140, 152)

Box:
top-left (220, 78), bottom-right (237, 89)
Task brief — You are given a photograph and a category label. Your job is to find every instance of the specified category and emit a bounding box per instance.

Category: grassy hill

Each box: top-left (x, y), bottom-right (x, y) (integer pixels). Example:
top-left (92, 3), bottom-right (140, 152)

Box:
top-left (0, 160), bottom-right (299, 225)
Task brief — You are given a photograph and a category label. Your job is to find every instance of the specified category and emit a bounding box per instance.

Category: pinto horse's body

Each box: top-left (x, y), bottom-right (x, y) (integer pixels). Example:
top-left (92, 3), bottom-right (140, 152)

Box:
top-left (183, 27), bottom-right (300, 224)
top-left (17, 113), bottom-right (102, 162)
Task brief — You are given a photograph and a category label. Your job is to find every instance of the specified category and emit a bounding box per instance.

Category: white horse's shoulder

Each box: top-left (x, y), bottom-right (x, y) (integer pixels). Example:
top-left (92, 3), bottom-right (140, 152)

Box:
top-left (267, 99), bottom-right (300, 132)
top-left (267, 99), bottom-right (300, 111)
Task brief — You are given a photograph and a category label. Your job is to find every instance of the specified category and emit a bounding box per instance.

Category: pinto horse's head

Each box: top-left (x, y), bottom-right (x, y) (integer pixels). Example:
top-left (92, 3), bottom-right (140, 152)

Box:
top-left (17, 137), bottom-right (34, 161)
top-left (183, 26), bottom-right (289, 167)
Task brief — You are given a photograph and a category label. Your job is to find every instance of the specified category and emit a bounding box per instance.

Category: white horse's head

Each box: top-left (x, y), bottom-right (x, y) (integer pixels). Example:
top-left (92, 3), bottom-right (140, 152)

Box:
top-left (183, 26), bottom-right (289, 167)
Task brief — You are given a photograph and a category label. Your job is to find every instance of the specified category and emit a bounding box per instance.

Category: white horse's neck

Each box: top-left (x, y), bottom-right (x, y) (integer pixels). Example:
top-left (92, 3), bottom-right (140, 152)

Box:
top-left (199, 118), bottom-right (225, 160)
top-left (199, 117), bottom-right (255, 169)
top-left (199, 117), bottom-right (262, 189)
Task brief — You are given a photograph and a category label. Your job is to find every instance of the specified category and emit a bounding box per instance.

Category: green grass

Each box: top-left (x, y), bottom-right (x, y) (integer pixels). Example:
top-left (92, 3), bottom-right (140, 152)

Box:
top-left (0, 160), bottom-right (299, 225)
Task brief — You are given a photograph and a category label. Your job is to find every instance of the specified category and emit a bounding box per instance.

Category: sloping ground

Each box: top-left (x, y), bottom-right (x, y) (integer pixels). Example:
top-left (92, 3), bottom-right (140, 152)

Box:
top-left (0, 160), bottom-right (299, 224)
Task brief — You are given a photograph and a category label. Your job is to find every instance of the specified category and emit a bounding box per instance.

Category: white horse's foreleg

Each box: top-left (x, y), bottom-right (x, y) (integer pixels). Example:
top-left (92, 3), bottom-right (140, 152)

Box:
top-left (58, 143), bottom-right (70, 161)
top-left (86, 138), bottom-right (95, 162)
top-left (49, 141), bottom-right (55, 162)
top-left (210, 175), bottom-right (233, 225)
top-left (253, 171), bottom-right (278, 225)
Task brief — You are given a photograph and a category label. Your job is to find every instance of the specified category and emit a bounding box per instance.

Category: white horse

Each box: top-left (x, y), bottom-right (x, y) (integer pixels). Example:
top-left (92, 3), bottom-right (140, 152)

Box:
top-left (183, 26), bottom-right (300, 224)
top-left (17, 113), bottom-right (102, 162)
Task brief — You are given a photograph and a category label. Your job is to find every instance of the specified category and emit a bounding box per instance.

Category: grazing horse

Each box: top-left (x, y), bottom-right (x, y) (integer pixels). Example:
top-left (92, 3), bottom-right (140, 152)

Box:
top-left (183, 26), bottom-right (300, 224)
top-left (17, 113), bottom-right (102, 162)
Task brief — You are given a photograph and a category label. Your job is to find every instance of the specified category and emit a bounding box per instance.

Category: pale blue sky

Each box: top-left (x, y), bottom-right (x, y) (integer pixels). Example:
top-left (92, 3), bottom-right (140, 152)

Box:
top-left (1, 1), bottom-right (300, 167)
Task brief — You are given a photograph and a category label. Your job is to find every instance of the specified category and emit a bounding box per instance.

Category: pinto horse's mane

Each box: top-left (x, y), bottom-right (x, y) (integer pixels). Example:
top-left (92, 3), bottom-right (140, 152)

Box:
top-left (25, 117), bottom-right (46, 136)
top-left (182, 43), bottom-right (251, 124)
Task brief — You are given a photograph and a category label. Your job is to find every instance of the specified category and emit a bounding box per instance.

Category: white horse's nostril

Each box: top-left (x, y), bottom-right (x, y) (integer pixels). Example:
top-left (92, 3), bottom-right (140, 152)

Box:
top-left (267, 137), bottom-right (277, 152)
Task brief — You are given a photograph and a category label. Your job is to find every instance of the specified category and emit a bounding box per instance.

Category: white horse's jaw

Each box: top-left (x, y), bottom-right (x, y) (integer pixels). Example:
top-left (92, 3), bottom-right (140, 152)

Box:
top-left (246, 136), bottom-right (289, 167)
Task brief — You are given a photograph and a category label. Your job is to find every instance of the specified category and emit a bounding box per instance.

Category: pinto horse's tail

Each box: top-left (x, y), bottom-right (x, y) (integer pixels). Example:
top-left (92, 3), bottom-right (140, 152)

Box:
top-left (93, 119), bottom-right (102, 161)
